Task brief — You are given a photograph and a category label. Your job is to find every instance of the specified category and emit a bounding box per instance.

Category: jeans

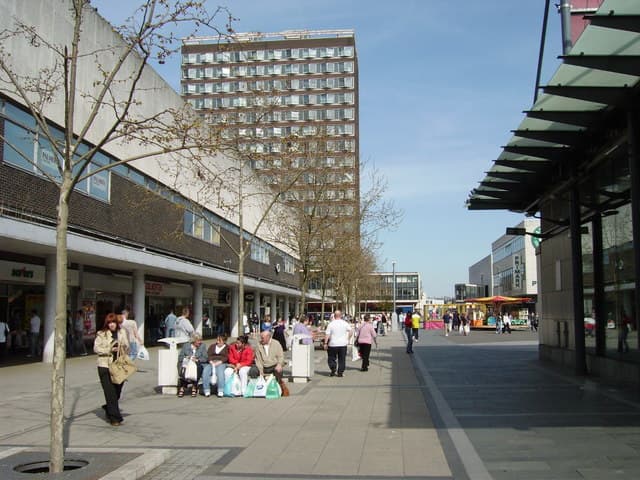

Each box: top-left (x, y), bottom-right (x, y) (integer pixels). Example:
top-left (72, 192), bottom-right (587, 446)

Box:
top-left (327, 345), bottom-right (347, 374)
top-left (405, 327), bottom-right (413, 353)
top-left (201, 363), bottom-right (228, 394)
top-left (128, 341), bottom-right (138, 361)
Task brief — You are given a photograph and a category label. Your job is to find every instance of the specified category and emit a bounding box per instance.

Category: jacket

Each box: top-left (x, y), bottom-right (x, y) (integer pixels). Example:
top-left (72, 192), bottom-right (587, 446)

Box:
top-left (178, 341), bottom-right (208, 367)
top-left (94, 328), bottom-right (130, 368)
top-left (228, 344), bottom-right (254, 367)
top-left (207, 343), bottom-right (229, 364)
top-left (356, 322), bottom-right (377, 345)
top-left (255, 339), bottom-right (284, 375)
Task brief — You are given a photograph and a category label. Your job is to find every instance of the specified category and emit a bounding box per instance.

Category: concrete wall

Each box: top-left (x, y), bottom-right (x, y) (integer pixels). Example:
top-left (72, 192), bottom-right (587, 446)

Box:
top-left (0, 0), bottom-right (291, 250)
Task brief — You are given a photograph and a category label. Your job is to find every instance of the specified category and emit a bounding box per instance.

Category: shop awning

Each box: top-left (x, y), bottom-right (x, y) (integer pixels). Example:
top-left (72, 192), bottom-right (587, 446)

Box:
top-left (466, 0), bottom-right (640, 213)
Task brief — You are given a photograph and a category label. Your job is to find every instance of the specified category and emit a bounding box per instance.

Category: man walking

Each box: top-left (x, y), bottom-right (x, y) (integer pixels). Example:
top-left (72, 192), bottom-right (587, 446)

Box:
top-left (164, 307), bottom-right (177, 337)
top-left (404, 313), bottom-right (414, 354)
top-left (27, 309), bottom-right (41, 358)
top-left (411, 310), bottom-right (421, 342)
top-left (323, 310), bottom-right (352, 377)
top-left (442, 310), bottom-right (452, 337)
top-left (120, 307), bottom-right (143, 360)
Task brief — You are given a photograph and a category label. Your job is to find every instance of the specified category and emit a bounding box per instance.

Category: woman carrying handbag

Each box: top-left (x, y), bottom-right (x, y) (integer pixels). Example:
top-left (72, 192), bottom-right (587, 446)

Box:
top-left (94, 313), bottom-right (130, 426)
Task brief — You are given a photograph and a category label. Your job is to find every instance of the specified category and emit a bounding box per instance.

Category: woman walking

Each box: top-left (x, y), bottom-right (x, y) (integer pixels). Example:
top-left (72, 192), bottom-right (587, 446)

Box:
top-left (356, 314), bottom-right (377, 372)
top-left (94, 313), bottom-right (130, 426)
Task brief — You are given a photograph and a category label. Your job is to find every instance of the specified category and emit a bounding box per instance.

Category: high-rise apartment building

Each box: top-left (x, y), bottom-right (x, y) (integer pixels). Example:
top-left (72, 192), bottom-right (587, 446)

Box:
top-left (180, 30), bottom-right (360, 235)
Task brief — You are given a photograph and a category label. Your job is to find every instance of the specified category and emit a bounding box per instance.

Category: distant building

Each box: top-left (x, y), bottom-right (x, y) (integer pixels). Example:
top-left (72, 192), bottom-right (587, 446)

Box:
top-left (491, 218), bottom-right (539, 298)
top-left (180, 30), bottom-right (360, 235)
top-left (358, 272), bottom-right (421, 313)
top-left (469, 254), bottom-right (492, 297)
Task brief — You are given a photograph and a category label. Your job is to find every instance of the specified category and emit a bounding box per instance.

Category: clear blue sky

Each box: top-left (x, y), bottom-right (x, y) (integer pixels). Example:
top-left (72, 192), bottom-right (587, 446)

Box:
top-left (93, 0), bottom-right (562, 297)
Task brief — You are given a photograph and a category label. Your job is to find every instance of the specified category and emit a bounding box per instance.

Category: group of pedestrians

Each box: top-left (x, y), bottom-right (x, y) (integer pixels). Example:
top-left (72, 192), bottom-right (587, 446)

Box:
top-left (322, 310), bottom-right (379, 375)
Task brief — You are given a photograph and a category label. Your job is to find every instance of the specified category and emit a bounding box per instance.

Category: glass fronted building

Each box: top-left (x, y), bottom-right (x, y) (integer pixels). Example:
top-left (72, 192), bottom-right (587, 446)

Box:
top-left (467, 0), bottom-right (640, 387)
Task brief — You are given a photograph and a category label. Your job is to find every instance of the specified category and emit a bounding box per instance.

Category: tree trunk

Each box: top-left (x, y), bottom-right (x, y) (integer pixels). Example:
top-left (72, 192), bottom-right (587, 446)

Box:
top-left (50, 183), bottom-right (71, 473)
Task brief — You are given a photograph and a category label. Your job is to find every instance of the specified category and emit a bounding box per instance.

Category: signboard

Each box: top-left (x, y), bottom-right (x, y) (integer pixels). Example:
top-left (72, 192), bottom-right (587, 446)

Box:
top-left (513, 254), bottom-right (522, 290)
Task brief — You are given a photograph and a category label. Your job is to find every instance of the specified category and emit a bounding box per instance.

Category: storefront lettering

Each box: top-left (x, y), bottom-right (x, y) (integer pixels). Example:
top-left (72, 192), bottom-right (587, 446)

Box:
top-left (145, 282), bottom-right (163, 295)
top-left (11, 267), bottom-right (34, 278)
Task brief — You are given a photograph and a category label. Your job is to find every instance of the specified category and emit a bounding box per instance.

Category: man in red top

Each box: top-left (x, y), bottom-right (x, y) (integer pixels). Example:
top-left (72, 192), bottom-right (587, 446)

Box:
top-left (225, 335), bottom-right (254, 395)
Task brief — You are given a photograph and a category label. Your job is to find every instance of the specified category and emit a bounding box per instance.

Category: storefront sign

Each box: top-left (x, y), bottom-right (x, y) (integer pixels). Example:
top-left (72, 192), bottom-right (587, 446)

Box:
top-left (1, 260), bottom-right (79, 285)
top-left (145, 281), bottom-right (164, 295)
top-left (11, 267), bottom-right (35, 279)
top-left (513, 254), bottom-right (522, 290)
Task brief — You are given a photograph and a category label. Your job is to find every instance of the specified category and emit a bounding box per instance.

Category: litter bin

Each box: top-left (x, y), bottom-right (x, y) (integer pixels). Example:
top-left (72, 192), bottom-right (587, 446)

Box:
top-left (291, 334), bottom-right (314, 383)
top-left (157, 336), bottom-right (189, 394)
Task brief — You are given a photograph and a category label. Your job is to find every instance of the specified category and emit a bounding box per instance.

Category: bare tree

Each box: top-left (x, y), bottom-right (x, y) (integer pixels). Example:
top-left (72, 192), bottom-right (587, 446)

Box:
top-left (299, 159), bottom-right (402, 315)
top-left (164, 88), bottom-right (309, 327)
top-left (0, 0), bottom-right (233, 472)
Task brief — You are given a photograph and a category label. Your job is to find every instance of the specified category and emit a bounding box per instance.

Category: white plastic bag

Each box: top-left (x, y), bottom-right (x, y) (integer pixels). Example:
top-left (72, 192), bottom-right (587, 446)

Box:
top-left (351, 344), bottom-right (360, 362)
top-left (184, 359), bottom-right (198, 381)
top-left (137, 345), bottom-right (150, 361)
top-left (253, 376), bottom-right (268, 398)
top-left (210, 371), bottom-right (217, 386)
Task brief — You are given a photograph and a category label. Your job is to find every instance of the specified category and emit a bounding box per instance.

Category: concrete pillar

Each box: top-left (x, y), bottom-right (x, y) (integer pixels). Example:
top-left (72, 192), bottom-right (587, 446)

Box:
top-left (231, 287), bottom-right (240, 337)
top-left (193, 279), bottom-right (203, 334)
top-left (271, 293), bottom-right (278, 319)
top-left (42, 254), bottom-right (56, 363)
top-left (133, 269), bottom-right (145, 343)
top-left (76, 264), bottom-right (84, 311)
top-left (284, 296), bottom-right (290, 325)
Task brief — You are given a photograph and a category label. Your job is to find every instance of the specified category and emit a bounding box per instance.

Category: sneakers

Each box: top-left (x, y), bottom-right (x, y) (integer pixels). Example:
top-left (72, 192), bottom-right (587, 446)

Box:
top-left (217, 391), bottom-right (224, 398)
top-left (337, 372), bottom-right (343, 377)
top-left (204, 392), bottom-right (211, 397)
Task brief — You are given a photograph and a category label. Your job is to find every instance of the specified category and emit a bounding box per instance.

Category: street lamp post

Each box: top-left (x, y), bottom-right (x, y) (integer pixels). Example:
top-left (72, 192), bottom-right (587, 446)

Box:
top-left (392, 261), bottom-right (397, 332)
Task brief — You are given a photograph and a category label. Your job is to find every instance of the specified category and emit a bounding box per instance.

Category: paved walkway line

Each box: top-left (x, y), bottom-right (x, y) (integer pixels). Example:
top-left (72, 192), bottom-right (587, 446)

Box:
top-left (412, 352), bottom-right (493, 480)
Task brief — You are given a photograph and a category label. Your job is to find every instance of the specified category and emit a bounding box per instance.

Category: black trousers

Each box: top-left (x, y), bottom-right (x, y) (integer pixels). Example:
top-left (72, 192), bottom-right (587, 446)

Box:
top-left (263, 364), bottom-right (283, 383)
top-left (98, 366), bottom-right (123, 422)
top-left (178, 363), bottom-right (204, 389)
top-left (359, 343), bottom-right (372, 369)
top-left (327, 345), bottom-right (347, 374)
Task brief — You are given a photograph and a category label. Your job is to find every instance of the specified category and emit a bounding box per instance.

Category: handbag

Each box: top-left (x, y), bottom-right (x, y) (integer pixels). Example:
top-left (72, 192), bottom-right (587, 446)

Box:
top-left (109, 343), bottom-right (137, 384)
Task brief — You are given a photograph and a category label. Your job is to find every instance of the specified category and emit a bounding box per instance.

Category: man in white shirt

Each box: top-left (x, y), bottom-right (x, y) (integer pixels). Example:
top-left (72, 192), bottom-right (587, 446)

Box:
top-left (323, 310), bottom-right (352, 377)
top-left (120, 307), bottom-right (143, 360)
top-left (27, 309), bottom-right (41, 358)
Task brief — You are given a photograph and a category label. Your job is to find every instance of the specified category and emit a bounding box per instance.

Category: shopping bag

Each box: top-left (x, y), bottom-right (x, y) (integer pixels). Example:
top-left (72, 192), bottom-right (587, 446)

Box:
top-left (184, 359), bottom-right (198, 382)
top-left (137, 345), bottom-right (150, 361)
top-left (244, 378), bottom-right (258, 398)
top-left (210, 371), bottom-right (217, 386)
top-left (265, 374), bottom-right (282, 399)
top-left (109, 344), bottom-right (137, 384)
top-left (253, 376), bottom-right (268, 398)
top-left (351, 344), bottom-right (360, 362)
top-left (224, 372), bottom-right (242, 397)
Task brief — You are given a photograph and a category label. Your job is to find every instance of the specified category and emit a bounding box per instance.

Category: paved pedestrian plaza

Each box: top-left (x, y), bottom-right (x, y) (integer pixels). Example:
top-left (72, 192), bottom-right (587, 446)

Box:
top-left (1, 328), bottom-right (639, 479)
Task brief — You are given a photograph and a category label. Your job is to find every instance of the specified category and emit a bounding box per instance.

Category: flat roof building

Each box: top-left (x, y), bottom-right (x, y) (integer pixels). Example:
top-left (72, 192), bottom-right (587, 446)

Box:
top-left (180, 30), bottom-right (360, 233)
